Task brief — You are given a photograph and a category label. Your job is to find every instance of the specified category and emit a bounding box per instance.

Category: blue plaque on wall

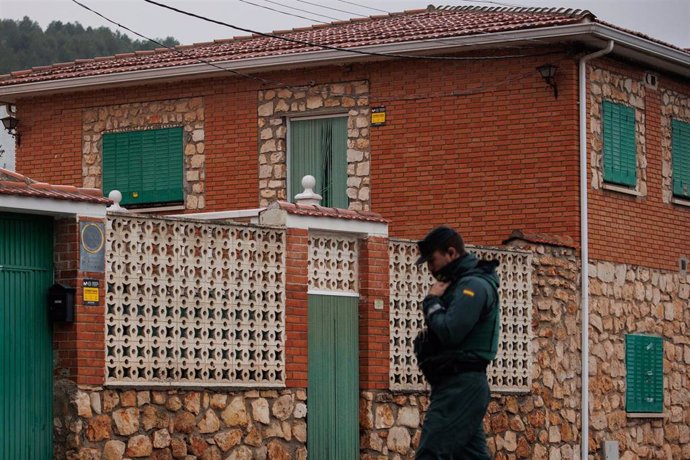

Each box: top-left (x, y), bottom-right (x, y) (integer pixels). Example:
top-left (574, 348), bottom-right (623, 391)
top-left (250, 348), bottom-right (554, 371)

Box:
top-left (79, 221), bottom-right (105, 272)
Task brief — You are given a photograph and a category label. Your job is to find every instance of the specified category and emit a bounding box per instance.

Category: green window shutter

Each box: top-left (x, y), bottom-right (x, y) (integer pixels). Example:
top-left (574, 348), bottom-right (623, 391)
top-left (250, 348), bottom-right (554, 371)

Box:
top-left (289, 117), bottom-right (348, 208)
top-left (671, 119), bottom-right (690, 198)
top-left (602, 101), bottom-right (637, 187)
top-left (102, 127), bottom-right (183, 206)
top-left (626, 334), bottom-right (664, 413)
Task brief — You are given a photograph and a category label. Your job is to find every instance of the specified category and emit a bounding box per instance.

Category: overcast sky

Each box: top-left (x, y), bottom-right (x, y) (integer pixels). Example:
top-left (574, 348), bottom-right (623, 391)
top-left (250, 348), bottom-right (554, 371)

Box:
top-left (1, 0), bottom-right (689, 48)
top-left (1, 1), bottom-right (688, 170)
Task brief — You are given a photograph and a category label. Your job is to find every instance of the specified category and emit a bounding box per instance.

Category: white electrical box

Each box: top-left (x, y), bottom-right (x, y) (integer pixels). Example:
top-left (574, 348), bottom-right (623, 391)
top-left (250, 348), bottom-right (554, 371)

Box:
top-left (602, 441), bottom-right (619, 460)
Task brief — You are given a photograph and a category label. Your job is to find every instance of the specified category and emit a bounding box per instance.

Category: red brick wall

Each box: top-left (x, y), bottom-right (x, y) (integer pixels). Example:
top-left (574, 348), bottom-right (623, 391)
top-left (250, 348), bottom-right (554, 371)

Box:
top-left (53, 216), bottom-right (106, 385)
top-left (368, 55), bottom-right (581, 247)
top-left (16, 50), bottom-right (580, 249)
top-left (284, 228), bottom-right (309, 388)
top-left (53, 217), bottom-right (79, 380)
top-left (587, 59), bottom-right (690, 270)
top-left (15, 50), bottom-right (690, 269)
top-left (18, 78), bottom-right (262, 211)
top-left (358, 236), bottom-right (390, 389)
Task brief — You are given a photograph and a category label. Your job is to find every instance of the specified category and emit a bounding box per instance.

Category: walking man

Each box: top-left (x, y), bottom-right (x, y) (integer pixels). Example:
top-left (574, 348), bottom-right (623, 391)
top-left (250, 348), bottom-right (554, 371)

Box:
top-left (413, 226), bottom-right (500, 459)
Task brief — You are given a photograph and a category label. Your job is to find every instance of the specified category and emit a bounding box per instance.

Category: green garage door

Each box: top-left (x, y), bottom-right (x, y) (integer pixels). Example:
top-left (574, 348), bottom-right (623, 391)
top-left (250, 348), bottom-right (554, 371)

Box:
top-left (0, 213), bottom-right (54, 459)
top-left (308, 294), bottom-right (359, 460)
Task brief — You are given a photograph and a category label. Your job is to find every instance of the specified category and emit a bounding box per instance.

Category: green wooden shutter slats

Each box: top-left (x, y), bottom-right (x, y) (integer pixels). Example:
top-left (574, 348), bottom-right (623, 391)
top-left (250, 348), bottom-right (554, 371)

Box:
top-left (329, 118), bottom-right (348, 209)
top-left (289, 117), bottom-right (348, 208)
top-left (626, 334), bottom-right (664, 413)
top-left (102, 127), bottom-right (183, 206)
top-left (672, 119), bottom-right (690, 198)
top-left (603, 101), bottom-right (637, 187)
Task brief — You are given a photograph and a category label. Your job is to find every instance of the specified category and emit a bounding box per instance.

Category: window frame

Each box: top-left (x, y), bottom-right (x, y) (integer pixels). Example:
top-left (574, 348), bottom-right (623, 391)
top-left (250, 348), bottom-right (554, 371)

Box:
top-left (286, 113), bottom-right (349, 207)
top-left (102, 127), bottom-right (184, 207)
top-left (671, 118), bottom-right (690, 199)
top-left (625, 333), bottom-right (664, 415)
top-left (602, 100), bottom-right (637, 188)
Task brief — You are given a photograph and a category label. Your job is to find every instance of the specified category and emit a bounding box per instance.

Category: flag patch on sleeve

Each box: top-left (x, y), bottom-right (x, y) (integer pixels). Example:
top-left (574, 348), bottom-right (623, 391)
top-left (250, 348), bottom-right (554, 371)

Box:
top-left (462, 289), bottom-right (475, 297)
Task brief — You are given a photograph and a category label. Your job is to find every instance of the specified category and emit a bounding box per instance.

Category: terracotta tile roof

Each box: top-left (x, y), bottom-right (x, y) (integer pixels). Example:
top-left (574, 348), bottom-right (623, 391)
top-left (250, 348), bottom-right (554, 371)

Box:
top-left (0, 6), bottom-right (599, 87)
top-left (273, 201), bottom-right (388, 223)
top-left (0, 168), bottom-right (110, 204)
top-left (503, 229), bottom-right (576, 248)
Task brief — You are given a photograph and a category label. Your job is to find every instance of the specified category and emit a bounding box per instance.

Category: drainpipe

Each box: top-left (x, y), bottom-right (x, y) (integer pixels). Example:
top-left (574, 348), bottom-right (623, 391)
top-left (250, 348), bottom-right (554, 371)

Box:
top-left (579, 40), bottom-right (613, 460)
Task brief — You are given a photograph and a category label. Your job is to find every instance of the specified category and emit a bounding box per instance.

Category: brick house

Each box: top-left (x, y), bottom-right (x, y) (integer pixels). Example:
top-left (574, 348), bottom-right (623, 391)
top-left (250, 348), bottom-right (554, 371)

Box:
top-left (0, 5), bottom-right (689, 459)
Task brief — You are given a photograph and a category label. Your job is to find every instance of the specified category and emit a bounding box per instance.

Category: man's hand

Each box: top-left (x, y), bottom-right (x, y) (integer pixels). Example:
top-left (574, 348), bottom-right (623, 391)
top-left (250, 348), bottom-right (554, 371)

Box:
top-left (428, 281), bottom-right (450, 297)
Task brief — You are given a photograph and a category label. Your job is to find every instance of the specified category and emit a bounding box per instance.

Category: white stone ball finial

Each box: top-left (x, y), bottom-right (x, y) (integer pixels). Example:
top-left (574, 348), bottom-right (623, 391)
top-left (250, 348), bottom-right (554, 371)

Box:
top-left (294, 174), bottom-right (322, 206)
top-left (107, 189), bottom-right (127, 212)
top-left (302, 175), bottom-right (316, 191)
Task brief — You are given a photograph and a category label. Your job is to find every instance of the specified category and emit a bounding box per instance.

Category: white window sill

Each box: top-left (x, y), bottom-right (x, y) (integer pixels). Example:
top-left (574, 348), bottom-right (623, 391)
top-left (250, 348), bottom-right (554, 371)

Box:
top-left (602, 183), bottom-right (643, 197)
top-left (626, 412), bottom-right (666, 419)
top-left (671, 197), bottom-right (690, 207)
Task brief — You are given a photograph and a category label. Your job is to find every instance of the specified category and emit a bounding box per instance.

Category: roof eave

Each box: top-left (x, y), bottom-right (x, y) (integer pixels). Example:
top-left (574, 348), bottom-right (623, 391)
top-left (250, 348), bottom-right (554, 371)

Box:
top-left (586, 23), bottom-right (690, 78)
top-left (0, 194), bottom-right (107, 217)
top-left (0, 23), bottom-right (688, 102)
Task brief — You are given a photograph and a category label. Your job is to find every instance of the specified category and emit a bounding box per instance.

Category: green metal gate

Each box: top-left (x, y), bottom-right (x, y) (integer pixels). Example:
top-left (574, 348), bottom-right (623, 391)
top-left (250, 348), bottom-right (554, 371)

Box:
top-left (0, 213), bottom-right (54, 459)
top-left (308, 294), bottom-right (359, 459)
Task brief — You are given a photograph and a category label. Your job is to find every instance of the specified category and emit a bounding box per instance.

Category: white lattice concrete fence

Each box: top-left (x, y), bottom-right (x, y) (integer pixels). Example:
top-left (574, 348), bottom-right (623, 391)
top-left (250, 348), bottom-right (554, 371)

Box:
top-left (105, 214), bottom-right (287, 387)
top-left (388, 239), bottom-right (534, 393)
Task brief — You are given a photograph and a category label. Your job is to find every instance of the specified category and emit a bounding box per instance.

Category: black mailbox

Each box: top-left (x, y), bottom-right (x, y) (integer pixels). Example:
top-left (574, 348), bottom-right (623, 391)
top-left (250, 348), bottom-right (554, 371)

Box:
top-left (48, 283), bottom-right (75, 323)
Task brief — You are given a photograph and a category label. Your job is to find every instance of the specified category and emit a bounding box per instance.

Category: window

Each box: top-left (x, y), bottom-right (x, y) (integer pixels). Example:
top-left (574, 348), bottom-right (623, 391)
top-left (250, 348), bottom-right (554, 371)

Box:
top-left (625, 334), bottom-right (663, 413)
top-left (671, 119), bottom-right (690, 199)
top-left (288, 116), bottom-right (348, 208)
top-left (602, 101), bottom-right (637, 187)
top-left (102, 127), bottom-right (183, 206)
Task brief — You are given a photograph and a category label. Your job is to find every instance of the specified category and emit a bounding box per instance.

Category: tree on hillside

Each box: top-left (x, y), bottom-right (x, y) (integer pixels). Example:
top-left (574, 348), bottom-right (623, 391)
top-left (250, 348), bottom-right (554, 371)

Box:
top-left (0, 17), bottom-right (179, 74)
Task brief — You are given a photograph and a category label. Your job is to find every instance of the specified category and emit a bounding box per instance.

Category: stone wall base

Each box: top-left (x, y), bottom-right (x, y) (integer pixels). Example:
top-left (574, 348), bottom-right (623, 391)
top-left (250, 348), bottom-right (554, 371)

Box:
top-left (54, 382), bottom-right (307, 460)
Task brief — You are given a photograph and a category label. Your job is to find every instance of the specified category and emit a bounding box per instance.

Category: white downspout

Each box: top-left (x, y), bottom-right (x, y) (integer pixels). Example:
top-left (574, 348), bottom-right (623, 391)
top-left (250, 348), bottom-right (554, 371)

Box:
top-left (579, 40), bottom-right (613, 460)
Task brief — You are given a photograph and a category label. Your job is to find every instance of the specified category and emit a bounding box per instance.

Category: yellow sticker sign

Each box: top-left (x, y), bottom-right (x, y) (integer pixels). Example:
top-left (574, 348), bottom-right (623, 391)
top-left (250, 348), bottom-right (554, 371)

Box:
top-left (371, 106), bottom-right (386, 126)
top-left (83, 279), bottom-right (100, 306)
top-left (84, 287), bottom-right (99, 303)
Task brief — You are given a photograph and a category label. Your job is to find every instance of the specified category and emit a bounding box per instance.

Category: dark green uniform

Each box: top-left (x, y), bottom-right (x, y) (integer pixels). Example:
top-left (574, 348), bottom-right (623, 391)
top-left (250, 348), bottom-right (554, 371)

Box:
top-left (414, 253), bottom-right (500, 459)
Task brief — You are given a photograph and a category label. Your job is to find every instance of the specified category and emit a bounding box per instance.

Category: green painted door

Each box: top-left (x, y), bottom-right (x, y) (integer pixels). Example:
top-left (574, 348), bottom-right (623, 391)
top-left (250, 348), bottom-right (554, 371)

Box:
top-left (0, 213), bottom-right (54, 459)
top-left (308, 294), bottom-right (359, 459)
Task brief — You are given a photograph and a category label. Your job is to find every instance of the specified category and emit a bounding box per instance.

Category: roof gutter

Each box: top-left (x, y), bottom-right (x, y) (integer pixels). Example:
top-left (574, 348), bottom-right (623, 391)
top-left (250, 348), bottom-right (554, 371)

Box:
top-left (0, 23), bottom-right (687, 101)
top-left (578, 40), bottom-right (614, 460)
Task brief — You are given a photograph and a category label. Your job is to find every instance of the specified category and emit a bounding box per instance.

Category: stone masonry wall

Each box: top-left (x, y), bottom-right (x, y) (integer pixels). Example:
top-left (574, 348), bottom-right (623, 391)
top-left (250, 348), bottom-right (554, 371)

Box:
top-left (55, 384), bottom-right (307, 460)
top-left (589, 66), bottom-right (648, 195)
top-left (359, 245), bottom-right (690, 459)
top-left (257, 80), bottom-right (371, 210)
top-left (82, 97), bottom-right (206, 209)
top-left (360, 241), bottom-right (583, 459)
top-left (589, 260), bottom-right (690, 459)
top-left (53, 243), bottom-right (689, 459)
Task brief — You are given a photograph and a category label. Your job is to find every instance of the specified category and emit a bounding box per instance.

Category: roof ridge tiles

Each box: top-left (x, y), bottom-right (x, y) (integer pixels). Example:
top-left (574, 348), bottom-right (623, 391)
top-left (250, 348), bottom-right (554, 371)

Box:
top-left (0, 168), bottom-right (33, 183)
top-left (51, 184), bottom-right (79, 193)
top-left (435, 4), bottom-right (593, 19)
top-left (10, 69), bottom-right (32, 77)
top-left (0, 168), bottom-right (109, 204)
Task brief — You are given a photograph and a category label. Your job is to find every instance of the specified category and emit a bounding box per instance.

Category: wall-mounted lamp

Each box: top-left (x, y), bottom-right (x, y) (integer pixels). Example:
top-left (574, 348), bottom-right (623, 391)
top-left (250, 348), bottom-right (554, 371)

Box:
top-left (1, 110), bottom-right (20, 146)
top-left (537, 64), bottom-right (558, 99)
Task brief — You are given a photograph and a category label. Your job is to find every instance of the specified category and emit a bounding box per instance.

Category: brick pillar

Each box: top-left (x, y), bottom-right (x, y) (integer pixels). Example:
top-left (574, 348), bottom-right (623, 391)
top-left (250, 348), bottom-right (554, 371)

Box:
top-left (285, 227), bottom-right (309, 387)
top-left (53, 216), bottom-right (106, 386)
top-left (358, 235), bottom-right (390, 389)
